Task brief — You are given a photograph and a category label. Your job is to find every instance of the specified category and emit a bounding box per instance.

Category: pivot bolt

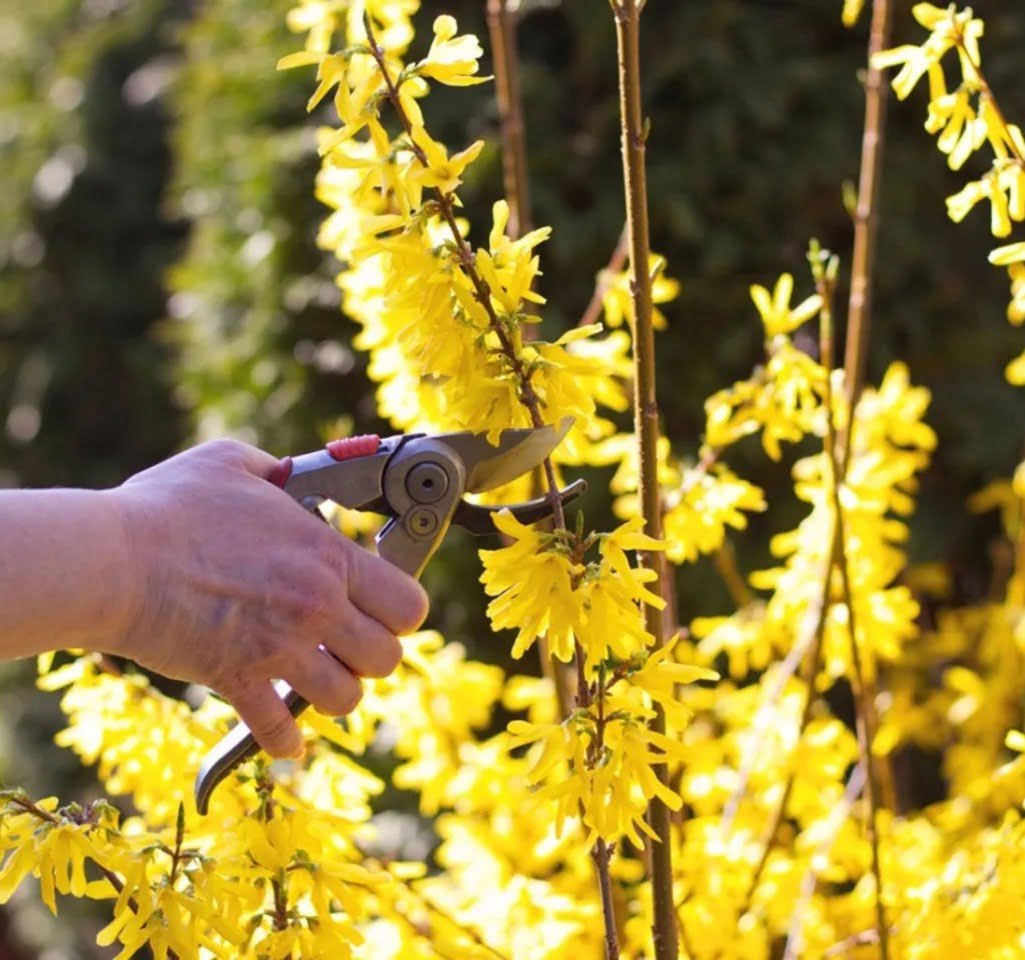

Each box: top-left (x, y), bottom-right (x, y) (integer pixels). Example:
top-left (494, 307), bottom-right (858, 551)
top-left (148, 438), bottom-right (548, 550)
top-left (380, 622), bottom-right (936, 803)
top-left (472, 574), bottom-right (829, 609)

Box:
top-left (406, 462), bottom-right (449, 503)
top-left (406, 506), bottom-right (438, 538)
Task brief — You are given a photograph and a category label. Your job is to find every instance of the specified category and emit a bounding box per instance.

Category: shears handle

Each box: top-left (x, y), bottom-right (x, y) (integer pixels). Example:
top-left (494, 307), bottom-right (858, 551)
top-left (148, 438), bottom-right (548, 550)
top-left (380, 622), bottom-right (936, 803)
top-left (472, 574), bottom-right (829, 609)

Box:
top-left (193, 438), bottom-right (465, 814)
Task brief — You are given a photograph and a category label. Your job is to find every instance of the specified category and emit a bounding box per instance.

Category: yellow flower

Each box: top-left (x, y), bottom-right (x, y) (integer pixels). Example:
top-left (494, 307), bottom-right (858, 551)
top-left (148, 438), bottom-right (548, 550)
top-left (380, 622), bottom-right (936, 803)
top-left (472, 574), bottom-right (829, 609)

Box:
top-left (414, 15), bottom-right (489, 87)
top-left (410, 124), bottom-right (484, 194)
top-left (479, 510), bottom-right (583, 661)
top-left (841, 0), bottom-right (865, 27)
top-left (989, 241), bottom-right (1025, 267)
top-left (663, 466), bottom-right (766, 565)
top-left (872, 5), bottom-right (984, 99)
top-left (749, 272), bottom-right (822, 338)
top-left (626, 638), bottom-right (718, 728)
top-left (1006, 349), bottom-right (1025, 386)
top-left (600, 253), bottom-right (679, 331)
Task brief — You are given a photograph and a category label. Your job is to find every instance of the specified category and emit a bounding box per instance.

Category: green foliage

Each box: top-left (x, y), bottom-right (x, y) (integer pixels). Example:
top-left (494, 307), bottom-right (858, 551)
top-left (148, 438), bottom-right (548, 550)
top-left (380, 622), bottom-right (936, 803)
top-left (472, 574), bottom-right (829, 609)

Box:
top-left (167, 0), bottom-right (370, 451)
top-left (0, 0), bottom-right (184, 490)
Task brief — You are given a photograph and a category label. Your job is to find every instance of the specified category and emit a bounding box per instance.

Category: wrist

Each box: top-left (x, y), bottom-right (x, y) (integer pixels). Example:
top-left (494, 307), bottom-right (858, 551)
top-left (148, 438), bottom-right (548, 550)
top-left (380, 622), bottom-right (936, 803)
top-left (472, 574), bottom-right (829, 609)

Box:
top-left (92, 487), bottom-right (147, 660)
top-left (0, 487), bottom-right (142, 662)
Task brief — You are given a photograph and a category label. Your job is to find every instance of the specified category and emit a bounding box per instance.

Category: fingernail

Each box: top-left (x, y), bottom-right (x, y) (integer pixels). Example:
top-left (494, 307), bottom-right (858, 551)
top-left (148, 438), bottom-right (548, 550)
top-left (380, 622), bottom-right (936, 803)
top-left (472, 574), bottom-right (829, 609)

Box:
top-left (267, 456), bottom-right (293, 488)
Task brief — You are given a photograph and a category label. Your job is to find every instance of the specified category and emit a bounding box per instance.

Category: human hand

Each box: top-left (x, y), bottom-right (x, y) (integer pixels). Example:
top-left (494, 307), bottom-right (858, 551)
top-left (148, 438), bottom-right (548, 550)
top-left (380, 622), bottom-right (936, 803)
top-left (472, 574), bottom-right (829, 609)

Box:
top-left (109, 439), bottom-right (429, 759)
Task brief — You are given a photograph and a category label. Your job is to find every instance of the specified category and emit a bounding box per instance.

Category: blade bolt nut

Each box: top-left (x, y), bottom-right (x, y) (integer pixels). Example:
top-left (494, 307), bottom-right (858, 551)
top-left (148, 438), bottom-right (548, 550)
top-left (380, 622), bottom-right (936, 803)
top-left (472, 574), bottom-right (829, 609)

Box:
top-left (406, 506), bottom-right (438, 538)
top-left (406, 462), bottom-right (448, 503)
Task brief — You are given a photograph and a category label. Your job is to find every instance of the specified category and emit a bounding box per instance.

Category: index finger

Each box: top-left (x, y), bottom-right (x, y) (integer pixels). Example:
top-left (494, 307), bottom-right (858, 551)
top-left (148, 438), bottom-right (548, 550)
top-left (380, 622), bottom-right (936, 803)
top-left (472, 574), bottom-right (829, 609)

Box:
top-left (347, 546), bottom-right (429, 636)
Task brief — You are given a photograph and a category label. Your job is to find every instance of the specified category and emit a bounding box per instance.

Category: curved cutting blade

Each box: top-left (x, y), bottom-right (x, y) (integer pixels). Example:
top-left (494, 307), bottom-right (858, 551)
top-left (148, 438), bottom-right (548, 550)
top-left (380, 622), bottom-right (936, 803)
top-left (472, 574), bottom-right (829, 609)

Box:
top-left (433, 417), bottom-right (573, 493)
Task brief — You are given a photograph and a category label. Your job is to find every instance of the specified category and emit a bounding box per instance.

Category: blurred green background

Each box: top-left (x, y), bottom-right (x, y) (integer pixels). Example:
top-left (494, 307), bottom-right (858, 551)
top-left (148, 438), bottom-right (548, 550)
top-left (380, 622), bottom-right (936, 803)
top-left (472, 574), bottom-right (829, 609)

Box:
top-left (1, 0), bottom-right (1024, 955)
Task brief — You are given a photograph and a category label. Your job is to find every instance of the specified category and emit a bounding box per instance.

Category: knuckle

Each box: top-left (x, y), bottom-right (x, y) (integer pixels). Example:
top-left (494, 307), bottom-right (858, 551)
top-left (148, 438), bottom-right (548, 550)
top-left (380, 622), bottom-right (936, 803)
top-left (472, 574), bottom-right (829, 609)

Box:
top-left (253, 713), bottom-right (299, 756)
top-left (290, 577), bottom-right (335, 629)
top-left (312, 534), bottom-right (349, 579)
top-left (245, 631), bottom-right (289, 672)
top-left (337, 676), bottom-right (363, 715)
top-left (315, 672), bottom-right (363, 717)
top-left (370, 633), bottom-right (403, 678)
top-left (201, 437), bottom-right (249, 463)
top-left (396, 581), bottom-right (430, 634)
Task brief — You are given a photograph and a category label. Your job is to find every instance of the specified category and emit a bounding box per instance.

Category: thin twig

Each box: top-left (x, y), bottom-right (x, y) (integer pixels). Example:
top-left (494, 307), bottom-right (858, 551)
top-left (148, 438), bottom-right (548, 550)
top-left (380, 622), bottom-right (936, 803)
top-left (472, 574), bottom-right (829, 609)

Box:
top-left (824, 929), bottom-right (882, 958)
top-left (419, 894), bottom-right (514, 960)
top-left (719, 578), bottom-right (823, 835)
top-left (822, 293), bottom-right (890, 960)
top-left (364, 17), bottom-right (566, 529)
top-left (485, 0), bottom-right (576, 719)
top-left (364, 15), bottom-right (623, 949)
top-left (712, 542), bottom-right (751, 608)
top-left (953, 32), bottom-right (1025, 171)
top-left (611, 2), bottom-right (676, 958)
top-left (5, 796), bottom-right (182, 960)
top-left (733, 315), bottom-right (843, 897)
top-left (843, 0), bottom-right (894, 414)
top-left (387, 887), bottom-right (512, 960)
top-left (486, 0), bottom-right (532, 241)
top-left (592, 839), bottom-right (620, 960)
top-left (578, 226), bottom-right (630, 329)
top-left (782, 764), bottom-right (866, 960)
top-left (738, 569), bottom-right (829, 906)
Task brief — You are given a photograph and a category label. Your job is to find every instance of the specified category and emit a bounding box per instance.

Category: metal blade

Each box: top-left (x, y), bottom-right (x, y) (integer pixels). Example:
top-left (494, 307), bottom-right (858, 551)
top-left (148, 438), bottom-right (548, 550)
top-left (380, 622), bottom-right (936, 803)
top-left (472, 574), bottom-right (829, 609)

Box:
top-left (452, 478), bottom-right (587, 535)
top-left (433, 417), bottom-right (573, 493)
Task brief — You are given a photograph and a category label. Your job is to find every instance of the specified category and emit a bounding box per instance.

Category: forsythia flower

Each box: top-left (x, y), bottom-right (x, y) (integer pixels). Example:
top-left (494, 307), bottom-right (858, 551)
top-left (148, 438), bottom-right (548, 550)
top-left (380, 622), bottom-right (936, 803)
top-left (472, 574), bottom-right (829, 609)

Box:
top-left (704, 338), bottom-right (827, 460)
top-left (662, 465), bottom-right (767, 565)
top-left (600, 253), bottom-right (679, 331)
top-left (872, 5), bottom-right (984, 100)
top-left (508, 705), bottom-right (691, 846)
top-left (479, 511), bottom-right (583, 662)
top-left (750, 272), bottom-right (822, 337)
top-left (841, 0), bottom-right (866, 27)
top-left (1006, 349), bottom-right (1025, 385)
top-left (480, 513), bottom-right (665, 670)
top-left (409, 124), bottom-right (484, 193)
top-left (413, 15), bottom-right (489, 86)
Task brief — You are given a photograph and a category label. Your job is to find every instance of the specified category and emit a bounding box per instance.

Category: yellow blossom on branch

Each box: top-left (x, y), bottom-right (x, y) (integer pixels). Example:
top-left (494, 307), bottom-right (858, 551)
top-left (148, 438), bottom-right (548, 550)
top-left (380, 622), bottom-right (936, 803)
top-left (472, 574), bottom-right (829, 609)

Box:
top-left (750, 272), bottom-right (822, 338)
top-left (479, 511), bottom-right (583, 662)
top-left (412, 15), bottom-right (490, 87)
top-left (600, 254), bottom-right (679, 332)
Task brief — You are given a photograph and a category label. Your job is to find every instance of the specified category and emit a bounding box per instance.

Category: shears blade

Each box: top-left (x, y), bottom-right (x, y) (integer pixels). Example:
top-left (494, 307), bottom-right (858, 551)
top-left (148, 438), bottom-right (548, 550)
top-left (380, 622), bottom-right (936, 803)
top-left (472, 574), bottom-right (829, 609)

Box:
top-left (434, 417), bottom-right (572, 493)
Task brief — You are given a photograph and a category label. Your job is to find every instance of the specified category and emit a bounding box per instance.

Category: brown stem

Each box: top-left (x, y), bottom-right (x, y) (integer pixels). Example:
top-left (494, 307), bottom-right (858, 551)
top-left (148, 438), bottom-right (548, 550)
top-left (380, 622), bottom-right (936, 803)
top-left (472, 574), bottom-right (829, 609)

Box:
top-left (578, 226), bottom-right (630, 329)
top-left (954, 33), bottom-right (1025, 171)
top-left (592, 839), bottom-right (621, 960)
top-left (6, 796), bottom-right (181, 960)
top-left (272, 872), bottom-right (290, 932)
top-left (365, 16), bottom-right (622, 943)
top-left (732, 263), bottom-right (842, 898)
top-left (740, 567), bottom-right (829, 905)
top-left (824, 929), bottom-right (883, 958)
top-left (483, 0), bottom-right (578, 714)
top-left (364, 19), bottom-right (565, 529)
top-left (843, 0), bottom-right (893, 413)
top-left (486, 0), bottom-right (532, 241)
top-left (822, 306), bottom-right (890, 960)
top-left (419, 895), bottom-right (513, 960)
top-left (712, 542), bottom-right (751, 608)
top-left (377, 878), bottom-right (513, 960)
top-left (612, 3), bottom-right (675, 958)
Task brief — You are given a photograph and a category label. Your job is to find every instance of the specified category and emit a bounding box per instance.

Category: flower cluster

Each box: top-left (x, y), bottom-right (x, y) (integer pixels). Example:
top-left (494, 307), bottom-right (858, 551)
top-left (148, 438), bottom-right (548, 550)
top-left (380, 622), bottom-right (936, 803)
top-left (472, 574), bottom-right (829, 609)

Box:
top-left (874, 3), bottom-right (1025, 394)
top-left (4, 4), bottom-right (1025, 960)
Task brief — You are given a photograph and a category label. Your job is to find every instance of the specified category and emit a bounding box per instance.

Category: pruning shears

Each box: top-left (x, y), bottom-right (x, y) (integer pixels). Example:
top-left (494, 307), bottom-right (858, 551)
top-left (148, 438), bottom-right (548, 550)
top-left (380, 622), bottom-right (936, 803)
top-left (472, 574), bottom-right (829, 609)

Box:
top-left (194, 418), bottom-right (583, 814)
